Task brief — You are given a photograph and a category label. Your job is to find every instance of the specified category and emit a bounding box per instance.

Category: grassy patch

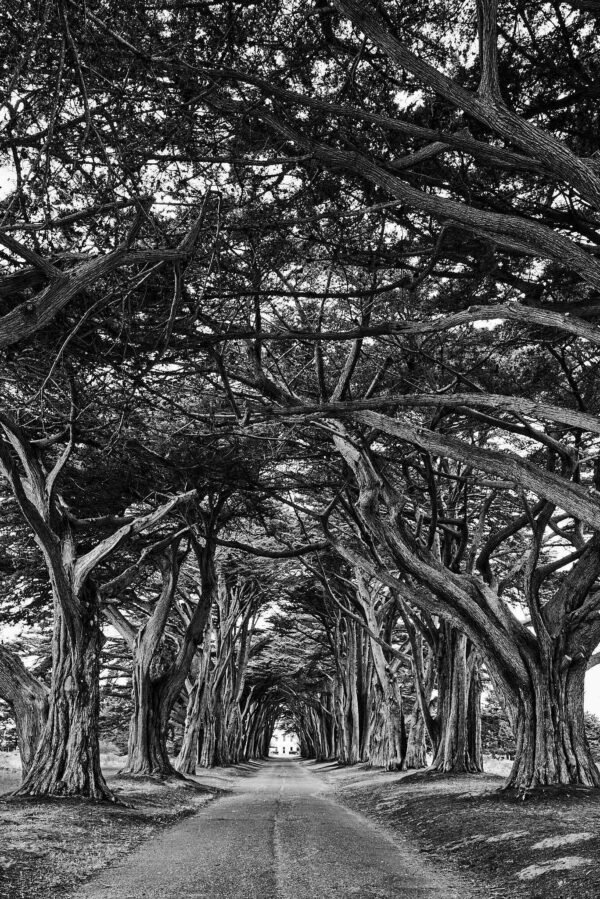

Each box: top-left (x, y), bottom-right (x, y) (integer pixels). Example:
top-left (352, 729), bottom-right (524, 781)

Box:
top-left (320, 763), bottom-right (600, 899)
top-left (0, 773), bottom-right (218, 899)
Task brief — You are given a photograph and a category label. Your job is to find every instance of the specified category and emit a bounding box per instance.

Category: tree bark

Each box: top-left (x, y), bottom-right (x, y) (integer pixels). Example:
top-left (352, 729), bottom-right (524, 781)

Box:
top-left (355, 571), bottom-right (407, 770)
top-left (430, 629), bottom-right (482, 774)
top-left (505, 658), bottom-right (599, 790)
top-left (0, 644), bottom-right (48, 775)
top-left (122, 666), bottom-right (181, 778)
top-left (176, 649), bottom-right (210, 775)
top-left (15, 587), bottom-right (114, 799)
top-left (117, 550), bottom-right (183, 779)
top-left (404, 703), bottom-right (427, 769)
top-left (117, 538), bottom-right (215, 779)
top-left (403, 625), bottom-right (436, 770)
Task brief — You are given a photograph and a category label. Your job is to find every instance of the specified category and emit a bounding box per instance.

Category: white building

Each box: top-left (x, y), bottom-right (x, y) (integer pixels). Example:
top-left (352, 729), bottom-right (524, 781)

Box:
top-left (269, 727), bottom-right (300, 757)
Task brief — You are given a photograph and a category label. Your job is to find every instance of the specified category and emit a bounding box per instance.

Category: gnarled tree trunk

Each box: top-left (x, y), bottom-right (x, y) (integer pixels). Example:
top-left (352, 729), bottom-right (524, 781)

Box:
top-left (176, 648), bottom-right (211, 775)
top-left (355, 572), bottom-right (407, 770)
top-left (122, 663), bottom-right (180, 778)
top-left (117, 550), bottom-right (183, 779)
top-left (15, 588), bottom-right (113, 799)
top-left (505, 657), bottom-right (599, 790)
top-left (0, 644), bottom-right (48, 776)
top-left (1, 414), bottom-right (199, 799)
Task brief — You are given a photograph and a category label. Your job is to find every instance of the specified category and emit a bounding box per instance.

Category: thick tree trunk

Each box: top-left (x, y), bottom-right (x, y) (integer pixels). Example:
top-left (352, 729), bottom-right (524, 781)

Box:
top-left (334, 621), bottom-right (365, 765)
top-left (199, 708), bottom-right (216, 767)
top-left (197, 677), bottom-right (230, 767)
top-left (336, 676), bottom-right (362, 764)
top-left (505, 658), bottom-right (600, 790)
top-left (430, 630), bottom-right (482, 774)
top-left (355, 573), bottom-right (406, 770)
top-left (364, 631), bottom-right (406, 770)
top-left (15, 592), bottom-right (114, 799)
top-left (120, 664), bottom-right (181, 778)
top-left (199, 699), bottom-right (235, 767)
top-left (369, 682), bottom-right (406, 770)
top-left (0, 644), bottom-right (48, 776)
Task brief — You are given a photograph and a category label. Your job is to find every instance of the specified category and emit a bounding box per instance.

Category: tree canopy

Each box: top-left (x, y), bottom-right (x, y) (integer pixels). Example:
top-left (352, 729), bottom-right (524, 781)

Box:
top-left (2, 0), bottom-right (600, 797)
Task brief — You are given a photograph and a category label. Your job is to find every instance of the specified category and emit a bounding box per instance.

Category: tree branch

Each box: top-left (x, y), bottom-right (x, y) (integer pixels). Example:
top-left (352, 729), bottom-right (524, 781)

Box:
top-left (74, 490), bottom-right (196, 593)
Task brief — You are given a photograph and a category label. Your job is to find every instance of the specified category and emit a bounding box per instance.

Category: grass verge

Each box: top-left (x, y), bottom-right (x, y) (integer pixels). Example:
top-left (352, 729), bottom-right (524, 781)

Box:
top-left (0, 765), bottom-right (218, 899)
top-left (315, 761), bottom-right (600, 899)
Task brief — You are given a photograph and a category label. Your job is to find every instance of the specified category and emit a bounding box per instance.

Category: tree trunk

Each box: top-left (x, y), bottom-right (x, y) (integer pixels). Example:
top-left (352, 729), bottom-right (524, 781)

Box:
top-left (430, 629), bottom-right (482, 774)
top-left (15, 591), bottom-right (114, 799)
top-left (369, 679), bottom-right (406, 770)
top-left (176, 665), bottom-right (209, 775)
top-left (0, 644), bottom-right (48, 776)
top-left (120, 662), bottom-right (181, 778)
top-left (354, 573), bottom-right (406, 770)
top-left (505, 658), bottom-right (600, 790)
top-left (363, 625), bottom-right (406, 770)
top-left (119, 544), bottom-right (215, 779)
top-left (403, 633), bottom-right (436, 770)
top-left (404, 702), bottom-right (427, 769)
top-left (347, 623), bottom-right (362, 763)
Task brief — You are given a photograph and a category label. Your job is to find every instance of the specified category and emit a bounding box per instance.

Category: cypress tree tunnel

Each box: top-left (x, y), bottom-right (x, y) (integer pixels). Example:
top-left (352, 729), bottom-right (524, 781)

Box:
top-left (165, 568), bottom-right (483, 775)
top-left (4, 0), bottom-right (600, 816)
top-left (7, 4), bottom-right (600, 896)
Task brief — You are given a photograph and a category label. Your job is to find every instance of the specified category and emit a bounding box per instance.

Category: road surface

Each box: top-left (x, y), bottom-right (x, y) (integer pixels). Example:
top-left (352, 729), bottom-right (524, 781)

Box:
top-left (70, 759), bottom-right (468, 898)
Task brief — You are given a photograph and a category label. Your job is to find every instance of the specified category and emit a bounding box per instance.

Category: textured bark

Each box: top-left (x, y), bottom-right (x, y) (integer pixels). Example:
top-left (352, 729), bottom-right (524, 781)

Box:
top-left (15, 588), bottom-right (113, 799)
top-left (176, 648), bottom-right (210, 775)
top-left (430, 630), bottom-right (483, 774)
top-left (278, 393), bottom-right (600, 439)
top-left (369, 683), bottom-right (406, 770)
top-left (404, 705), bottom-right (427, 770)
top-left (196, 574), bottom-right (257, 768)
top-left (355, 575), bottom-right (407, 770)
top-left (122, 668), bottom-right (181, 778)
top-left (352, 410), bottom-right (600, 534)
top-left (403, 624), bottom-right (436, 770)
top-left (333, 620), bottom-right (365, 765)
top-left (332, 0), bottom-right (600, 210)
top-left (259, 111), bottom-right (600, 288)
top-left (0, 204), bottom-right (210, 350)
top-left (116, 539), bottom-right (215, 778)
top-left (0, 644), bottom-right (48, 775)
top-left (118, 551), bottom-right (182, 779)
top-left (505, 659), bottom-right (600, 790)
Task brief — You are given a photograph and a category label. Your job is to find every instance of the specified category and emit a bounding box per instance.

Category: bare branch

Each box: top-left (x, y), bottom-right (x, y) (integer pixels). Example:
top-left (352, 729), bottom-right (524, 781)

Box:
top-left (74, 490), bottom-right (197, 593)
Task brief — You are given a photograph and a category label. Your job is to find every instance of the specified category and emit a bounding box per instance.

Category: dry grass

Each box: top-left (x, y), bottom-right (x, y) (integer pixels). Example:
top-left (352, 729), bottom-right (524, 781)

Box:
top-left (317, 761), bottom-right (600, 899)
top-left (0, 755), bottom-right (220, 899)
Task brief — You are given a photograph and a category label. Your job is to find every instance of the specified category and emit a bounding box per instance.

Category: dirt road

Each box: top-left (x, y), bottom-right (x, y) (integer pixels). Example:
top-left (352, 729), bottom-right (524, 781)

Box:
top-left (69, 759), bottom-right (469, 899)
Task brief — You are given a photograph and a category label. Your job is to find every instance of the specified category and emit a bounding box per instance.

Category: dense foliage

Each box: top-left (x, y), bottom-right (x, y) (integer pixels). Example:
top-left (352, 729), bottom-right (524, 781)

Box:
top-left (1, 0), bottom-right (600, 796)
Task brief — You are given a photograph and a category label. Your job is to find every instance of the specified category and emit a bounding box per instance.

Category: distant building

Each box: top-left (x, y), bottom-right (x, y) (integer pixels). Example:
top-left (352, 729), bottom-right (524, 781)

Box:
top-left (269, 727), bottom-right (300, 756)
